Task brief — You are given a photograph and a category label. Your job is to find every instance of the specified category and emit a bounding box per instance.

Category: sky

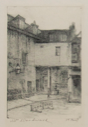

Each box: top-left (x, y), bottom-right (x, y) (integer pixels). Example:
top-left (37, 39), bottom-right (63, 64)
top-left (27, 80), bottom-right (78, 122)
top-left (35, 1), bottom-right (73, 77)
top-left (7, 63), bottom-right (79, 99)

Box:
top-left (7, 7), bottom-right (82, 34)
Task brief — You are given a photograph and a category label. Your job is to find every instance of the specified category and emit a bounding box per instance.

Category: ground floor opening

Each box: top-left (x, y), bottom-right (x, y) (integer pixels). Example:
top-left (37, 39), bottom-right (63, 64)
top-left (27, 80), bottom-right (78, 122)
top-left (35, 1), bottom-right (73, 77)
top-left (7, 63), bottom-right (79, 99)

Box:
top-left (72, 75), bottom-right (81, 98)
top-left (36, 66), bottom-right (68, 95)
top-left (36, 66), bottom-right (81, 100)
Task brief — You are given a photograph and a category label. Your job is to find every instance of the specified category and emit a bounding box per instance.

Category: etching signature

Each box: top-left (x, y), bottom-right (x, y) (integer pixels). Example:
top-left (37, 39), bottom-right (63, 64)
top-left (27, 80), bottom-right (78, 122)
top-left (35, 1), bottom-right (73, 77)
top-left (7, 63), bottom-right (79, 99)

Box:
top-left (66, 115), bottom-right (81, 121)
top-left (10, 118), bottom-right (51, 123)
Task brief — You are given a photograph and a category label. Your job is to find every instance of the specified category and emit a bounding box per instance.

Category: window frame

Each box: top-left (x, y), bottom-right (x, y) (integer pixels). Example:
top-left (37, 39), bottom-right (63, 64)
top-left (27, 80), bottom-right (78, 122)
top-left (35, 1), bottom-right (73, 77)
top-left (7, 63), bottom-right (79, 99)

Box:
top-left (72, 43), bottom-right (79, 63)
top-left (49, 34), bottom-right (53, 41)
top-left (22, 51), bottom-right (27, 65)
top-left (55, 46), bottom-right (60, 56)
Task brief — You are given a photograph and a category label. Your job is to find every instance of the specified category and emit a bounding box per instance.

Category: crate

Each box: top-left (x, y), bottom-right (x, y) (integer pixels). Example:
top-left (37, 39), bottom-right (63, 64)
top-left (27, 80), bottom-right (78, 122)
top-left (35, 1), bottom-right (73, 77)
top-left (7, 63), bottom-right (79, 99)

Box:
top-left (30, 102), bottom-right (43, 113)
top-left (30, 101), bottom-right (54, 113)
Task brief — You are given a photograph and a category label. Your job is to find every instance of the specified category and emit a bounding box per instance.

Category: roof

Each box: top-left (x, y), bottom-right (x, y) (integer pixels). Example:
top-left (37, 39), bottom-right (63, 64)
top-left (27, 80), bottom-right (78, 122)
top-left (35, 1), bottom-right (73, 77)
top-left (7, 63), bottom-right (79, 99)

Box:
top-left (7, 14), bottom-right (14, 22)
top-left (24, 25), bottom-right (33, 32)
top-left (8, 14), bottom-right (28, 30)
top-left (7, 14), bottom-right (81, 43)
top-left (7, 14), bottom-right (41, 39)
top-left (8, 14), bottom-right (25, 23)
top-left (39, 29), bottom-right (69, 35)
top-left (37, 29), bottom-right (70, 42)
top-left (7, 14), bottom-right (41, 37)
top-left (8, 24), bottom-right (41, 40)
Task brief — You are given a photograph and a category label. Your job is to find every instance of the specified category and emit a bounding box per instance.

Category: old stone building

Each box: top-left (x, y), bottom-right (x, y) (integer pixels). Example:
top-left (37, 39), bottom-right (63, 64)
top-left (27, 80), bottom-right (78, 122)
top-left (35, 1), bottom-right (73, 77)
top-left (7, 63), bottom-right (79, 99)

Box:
top-left (7, 14), bottom-right (41, 96)
top-left (7, 14), bottom-right (81, 100)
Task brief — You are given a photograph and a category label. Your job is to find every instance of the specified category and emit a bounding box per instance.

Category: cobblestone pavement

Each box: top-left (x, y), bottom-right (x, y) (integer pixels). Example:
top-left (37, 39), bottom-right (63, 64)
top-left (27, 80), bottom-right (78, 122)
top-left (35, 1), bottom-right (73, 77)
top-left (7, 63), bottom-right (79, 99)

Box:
top-left (7, 95), bottom-right (81, 119)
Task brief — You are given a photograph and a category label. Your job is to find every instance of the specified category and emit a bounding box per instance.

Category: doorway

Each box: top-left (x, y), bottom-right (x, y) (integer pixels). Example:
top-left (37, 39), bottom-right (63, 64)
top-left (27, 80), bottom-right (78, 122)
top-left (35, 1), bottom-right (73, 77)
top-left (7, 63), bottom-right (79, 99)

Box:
top-left (36, 79), bottom-right (40, 91)
top-left (72, 76), bottom-right (81, 98)
top-left (36, 67), bottom-right (48, 93)
top-left (43, 77), bottom-right (48, 92)
top-left (27, 81), bottom-right (32, 93)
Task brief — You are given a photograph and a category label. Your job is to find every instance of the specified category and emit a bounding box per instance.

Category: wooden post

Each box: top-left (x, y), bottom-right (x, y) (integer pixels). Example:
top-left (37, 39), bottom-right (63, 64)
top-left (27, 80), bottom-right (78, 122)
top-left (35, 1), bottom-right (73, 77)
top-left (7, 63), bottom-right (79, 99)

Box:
top-left (47, 67), bottom-right (51, 97)
top-left (48, 67), bottom-right (50, 89)
top-left (67, 67), bottom-right (73, 102)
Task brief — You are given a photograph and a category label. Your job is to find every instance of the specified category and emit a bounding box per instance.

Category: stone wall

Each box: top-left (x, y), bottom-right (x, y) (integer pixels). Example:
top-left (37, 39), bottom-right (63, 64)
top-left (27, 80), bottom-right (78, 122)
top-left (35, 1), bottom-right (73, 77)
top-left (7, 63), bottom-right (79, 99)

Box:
top-left (35, 43), bottom-right (69, 66)
top-left (7, 29), bottom-right (35, 93)
top-left (36, 67), bottom-right (68, 94)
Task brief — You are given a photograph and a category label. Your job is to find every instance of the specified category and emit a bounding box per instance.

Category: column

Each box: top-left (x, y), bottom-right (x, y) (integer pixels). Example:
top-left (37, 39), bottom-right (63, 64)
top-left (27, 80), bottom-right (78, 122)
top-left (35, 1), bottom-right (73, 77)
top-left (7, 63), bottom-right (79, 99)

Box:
top-left (47, 67), bottom-right (51, 97)
top-left (68, 43), bottom-right (71, 66)
top-left (39, 69), bottom-right (41, 91)
top-left (48, 67), bottom-right (50, 88)
top-left (67, 67), bottom-right (73, 102)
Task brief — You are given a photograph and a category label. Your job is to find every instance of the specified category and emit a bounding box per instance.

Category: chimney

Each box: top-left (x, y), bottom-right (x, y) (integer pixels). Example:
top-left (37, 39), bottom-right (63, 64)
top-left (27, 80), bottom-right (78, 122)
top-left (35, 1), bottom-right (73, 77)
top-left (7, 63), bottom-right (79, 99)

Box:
top-left (69, 23), bottom-right (76, 40)
top-left (31, 21), bottom-right (39, 35)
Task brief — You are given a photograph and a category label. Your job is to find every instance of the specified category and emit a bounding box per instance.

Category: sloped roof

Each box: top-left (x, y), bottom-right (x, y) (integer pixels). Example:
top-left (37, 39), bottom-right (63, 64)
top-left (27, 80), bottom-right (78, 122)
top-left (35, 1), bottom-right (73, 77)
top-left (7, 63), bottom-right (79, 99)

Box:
top-left (7, 14), bottom-right (81, 43)
top-left (37, 29), bottom-right (70, 42)
top-left (7, 14), bottom-right (41, 40)
top-left (24, 25), bottom-right (33, 33)
top-left (38, 29), bottom-right (69, 37)
top-left (8, 14), bottom-right (25, 23)
top-left (7, 14), bottom-right (14, 22)
top-left (8, 24), bottom-right (41, 40)
top-left (8, 14), bottom-right (29, 30)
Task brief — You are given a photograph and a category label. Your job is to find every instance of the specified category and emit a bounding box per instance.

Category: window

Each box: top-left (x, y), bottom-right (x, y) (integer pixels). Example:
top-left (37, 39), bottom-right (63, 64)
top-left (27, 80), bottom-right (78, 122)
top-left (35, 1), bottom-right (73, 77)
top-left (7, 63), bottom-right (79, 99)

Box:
top-left (54, 35), bottom-right (57, 41)
top-left (72, 44), bottom-right (78, 53)
top-left (62, 34), bottom-right (67, 41)
top-left (55, 47), bottom-right (60, 56)
top-left (22, 51), bottom-right (27, 65)
top-left (49, 34), bottom-right (53, 41)
top-left (50, 34), bottom-right (60, 42)
top-left (72, 43), bottom-right (79, 63)
top-left (61, 71), bottom-right (68, 84)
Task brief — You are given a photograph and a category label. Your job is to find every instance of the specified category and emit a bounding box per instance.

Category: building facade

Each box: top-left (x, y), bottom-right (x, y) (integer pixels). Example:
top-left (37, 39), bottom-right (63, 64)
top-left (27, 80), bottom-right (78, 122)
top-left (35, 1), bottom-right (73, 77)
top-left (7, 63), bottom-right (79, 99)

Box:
top-left (7, 14), bottom-right (40, 96)
top-left (7, 14), bottom-right (81, 100)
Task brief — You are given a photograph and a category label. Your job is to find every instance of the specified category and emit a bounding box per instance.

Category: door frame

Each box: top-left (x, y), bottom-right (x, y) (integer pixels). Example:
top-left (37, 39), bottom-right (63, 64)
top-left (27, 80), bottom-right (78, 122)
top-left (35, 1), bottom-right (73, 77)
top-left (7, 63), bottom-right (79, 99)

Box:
top-left (27, 81), bottom-right (32, 93)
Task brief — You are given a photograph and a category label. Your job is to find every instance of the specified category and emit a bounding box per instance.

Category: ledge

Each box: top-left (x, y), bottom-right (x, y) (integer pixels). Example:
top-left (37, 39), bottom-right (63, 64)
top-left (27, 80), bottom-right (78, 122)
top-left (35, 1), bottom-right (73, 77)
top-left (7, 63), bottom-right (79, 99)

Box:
top-left (8, 24), bottom-right (41, 40)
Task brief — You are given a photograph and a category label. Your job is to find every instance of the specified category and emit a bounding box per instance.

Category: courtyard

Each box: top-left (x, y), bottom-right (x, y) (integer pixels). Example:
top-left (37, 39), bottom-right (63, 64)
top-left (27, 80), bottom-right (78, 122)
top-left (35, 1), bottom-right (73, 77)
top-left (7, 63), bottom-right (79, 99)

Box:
top-left (7, 94), bottom-right (81, 119)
